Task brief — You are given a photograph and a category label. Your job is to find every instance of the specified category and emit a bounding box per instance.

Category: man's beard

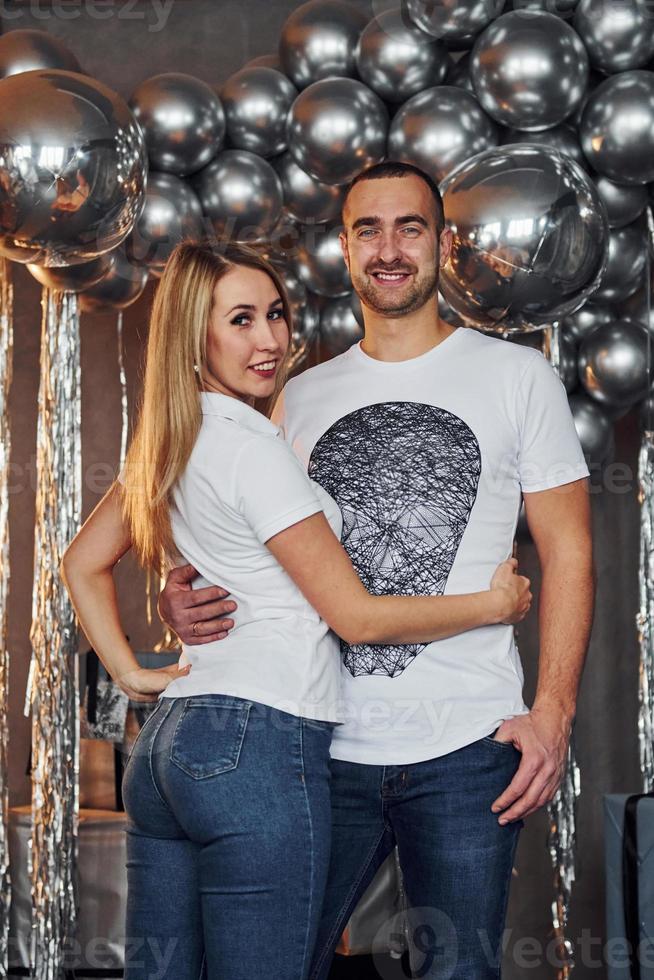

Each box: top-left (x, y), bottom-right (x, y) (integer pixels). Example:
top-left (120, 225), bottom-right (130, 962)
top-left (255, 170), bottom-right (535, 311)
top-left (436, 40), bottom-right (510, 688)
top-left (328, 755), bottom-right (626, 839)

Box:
top-left (352, 266), bottom-right (439, 318)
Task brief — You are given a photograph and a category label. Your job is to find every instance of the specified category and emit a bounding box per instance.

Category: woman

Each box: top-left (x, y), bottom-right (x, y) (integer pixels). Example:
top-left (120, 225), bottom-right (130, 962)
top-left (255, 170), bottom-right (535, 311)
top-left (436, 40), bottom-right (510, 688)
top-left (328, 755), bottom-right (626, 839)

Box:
top-left (62, 241), bottom-right (531, 980)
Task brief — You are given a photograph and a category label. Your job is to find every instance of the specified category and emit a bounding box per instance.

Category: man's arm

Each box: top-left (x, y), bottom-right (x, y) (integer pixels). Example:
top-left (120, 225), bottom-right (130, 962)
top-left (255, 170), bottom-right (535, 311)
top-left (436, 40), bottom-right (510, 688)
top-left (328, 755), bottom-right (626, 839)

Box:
top-left (490, 476), bottom-right (595, 824)
top-left (158, 564), bottom-right (238, 645)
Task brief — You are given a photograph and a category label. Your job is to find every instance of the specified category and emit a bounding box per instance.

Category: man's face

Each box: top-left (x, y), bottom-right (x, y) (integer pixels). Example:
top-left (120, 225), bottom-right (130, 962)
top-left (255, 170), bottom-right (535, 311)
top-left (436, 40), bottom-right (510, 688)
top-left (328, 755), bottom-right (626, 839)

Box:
top-left (340, 175), bottom-right (452, 319)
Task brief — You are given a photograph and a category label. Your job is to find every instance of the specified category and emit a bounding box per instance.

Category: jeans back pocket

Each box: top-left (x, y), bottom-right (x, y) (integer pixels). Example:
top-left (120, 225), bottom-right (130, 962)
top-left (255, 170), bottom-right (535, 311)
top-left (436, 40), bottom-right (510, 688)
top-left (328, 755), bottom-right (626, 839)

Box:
top-left (169, 697), bottom-right (251, 779)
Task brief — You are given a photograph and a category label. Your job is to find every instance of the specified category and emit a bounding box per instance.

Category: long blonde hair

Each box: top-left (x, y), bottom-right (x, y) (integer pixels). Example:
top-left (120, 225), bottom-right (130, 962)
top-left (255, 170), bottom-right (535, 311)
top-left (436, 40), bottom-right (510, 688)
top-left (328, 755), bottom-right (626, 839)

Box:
top-left (121, 240), bottom-right (293, 571)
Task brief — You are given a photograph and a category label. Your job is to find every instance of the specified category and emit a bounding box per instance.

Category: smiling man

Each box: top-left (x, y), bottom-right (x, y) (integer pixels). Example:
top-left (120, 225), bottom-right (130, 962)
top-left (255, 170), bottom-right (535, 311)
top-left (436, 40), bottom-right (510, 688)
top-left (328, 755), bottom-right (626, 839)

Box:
top-left (159, 161), bottom-right (595, 978)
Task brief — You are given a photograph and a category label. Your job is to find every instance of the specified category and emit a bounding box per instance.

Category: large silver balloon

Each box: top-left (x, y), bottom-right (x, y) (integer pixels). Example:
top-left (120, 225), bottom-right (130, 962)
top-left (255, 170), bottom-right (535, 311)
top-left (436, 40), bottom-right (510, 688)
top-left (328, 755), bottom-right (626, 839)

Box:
top-left (592, 222), bottom-right (646, 304)
top-left (574, 0), bottom-right (654, 73)
top-left (287, 78), bottom-right (388, 186)
top-left (578, 320), bottom-right (651, 407)
top-left (568, 392), bottom-right (613, 465)
top-left (0, 28), bottom-right (81, 77)
top-left (320, 295), bottom-right (364, 355)
top-left (192, 150), bottom-right (283, 242)
top-left (355, 8), bottom-right (450, 104)
top-left (439, 144), bottom-right (609, 331)
top-left (508, 0), bottom-right (579, 15)
top-left (127, 171), bottom-right (203, 277)
top-left (79, 248), bottom-right (149, 312)
top-left (471, 11), bottom-right (588, 131)
top-left (279, 0), bottom-right (367, 89)
top-left (0, 69), bottom-right (146, 267)
top-left (281, 269), bottom-right (321, 363)
top-left (563, 302), bottom-right (614, 344)
top-left (221, 67), bottom-right (297, 158)
top-left (501, 124), bottom-right (585, 169)
top-left (275, 153), bottom-right (345, 225)
top-left (388, 86), bottom-right (498, 184)
top-left (593, 176), bottom-right (648, 230)
top-left (581, 72), bottom-right (654, 186)
top-left (129, 73), bottom-right (225, 177)
top-left (406, 0), bottom-right (506, 48)
top-left (294, 222), bottom-right (351, 297)
top-left (27, 254), bottom-right (112, 292)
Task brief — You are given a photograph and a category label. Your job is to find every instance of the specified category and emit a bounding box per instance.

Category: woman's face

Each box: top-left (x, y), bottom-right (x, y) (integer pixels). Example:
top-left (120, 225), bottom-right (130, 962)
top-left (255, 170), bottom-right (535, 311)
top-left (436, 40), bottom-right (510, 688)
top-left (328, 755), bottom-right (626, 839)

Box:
top-left (201, 264), bottom-right (290, 402)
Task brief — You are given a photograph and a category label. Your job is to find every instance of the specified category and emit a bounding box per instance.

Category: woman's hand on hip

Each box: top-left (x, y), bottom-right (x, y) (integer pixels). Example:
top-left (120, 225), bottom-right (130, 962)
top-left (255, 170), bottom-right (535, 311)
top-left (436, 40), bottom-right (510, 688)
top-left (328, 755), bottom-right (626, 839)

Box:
top-left (117, 663), bottom-right (191, 702)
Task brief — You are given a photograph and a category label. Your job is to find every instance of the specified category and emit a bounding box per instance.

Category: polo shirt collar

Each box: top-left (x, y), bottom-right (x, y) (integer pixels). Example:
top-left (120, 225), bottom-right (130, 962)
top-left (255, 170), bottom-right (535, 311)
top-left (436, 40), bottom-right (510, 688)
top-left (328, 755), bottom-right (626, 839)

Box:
top-left (200, 391), bottom-right (278, 436)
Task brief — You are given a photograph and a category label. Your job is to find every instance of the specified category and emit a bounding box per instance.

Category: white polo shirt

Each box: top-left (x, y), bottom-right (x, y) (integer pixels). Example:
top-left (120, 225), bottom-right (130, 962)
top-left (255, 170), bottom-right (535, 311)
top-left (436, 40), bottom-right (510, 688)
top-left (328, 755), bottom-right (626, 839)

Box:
top-left (161, 391), bottom-right (343, 722)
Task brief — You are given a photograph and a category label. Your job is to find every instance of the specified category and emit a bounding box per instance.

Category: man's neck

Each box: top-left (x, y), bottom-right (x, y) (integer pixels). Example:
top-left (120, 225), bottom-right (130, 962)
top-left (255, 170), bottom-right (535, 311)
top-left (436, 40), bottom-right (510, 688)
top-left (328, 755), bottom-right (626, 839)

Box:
top-left (359, 299), bottom-right (459, 363)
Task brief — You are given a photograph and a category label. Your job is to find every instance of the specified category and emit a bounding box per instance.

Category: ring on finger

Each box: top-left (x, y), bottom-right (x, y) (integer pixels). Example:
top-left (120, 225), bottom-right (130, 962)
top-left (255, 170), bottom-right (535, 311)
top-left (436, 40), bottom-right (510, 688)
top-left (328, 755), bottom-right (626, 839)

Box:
top-left (191, 621), bottom-right (200, 637)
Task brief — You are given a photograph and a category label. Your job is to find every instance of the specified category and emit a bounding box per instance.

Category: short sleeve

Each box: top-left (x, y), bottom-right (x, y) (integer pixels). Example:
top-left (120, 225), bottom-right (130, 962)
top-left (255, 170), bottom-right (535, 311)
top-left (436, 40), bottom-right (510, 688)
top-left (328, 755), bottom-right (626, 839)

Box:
top-left (517, 352), bottom-right (590, 493)
top-left (234, 433), bottom-right (323, 544)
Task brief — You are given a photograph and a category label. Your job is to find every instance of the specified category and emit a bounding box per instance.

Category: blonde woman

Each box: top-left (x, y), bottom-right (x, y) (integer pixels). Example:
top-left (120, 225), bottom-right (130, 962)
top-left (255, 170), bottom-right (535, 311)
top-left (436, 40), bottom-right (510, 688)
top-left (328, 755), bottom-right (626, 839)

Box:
top-left (61, 241), bottom-right (531, 980)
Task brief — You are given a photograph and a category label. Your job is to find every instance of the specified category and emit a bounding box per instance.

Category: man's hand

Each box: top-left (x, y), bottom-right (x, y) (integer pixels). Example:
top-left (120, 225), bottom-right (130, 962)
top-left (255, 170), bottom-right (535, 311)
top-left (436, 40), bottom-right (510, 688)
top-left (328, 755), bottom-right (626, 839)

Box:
top-left (489, 702), bottom-right (572, 824)
top-left (158, 564), bottom-right (237, 645)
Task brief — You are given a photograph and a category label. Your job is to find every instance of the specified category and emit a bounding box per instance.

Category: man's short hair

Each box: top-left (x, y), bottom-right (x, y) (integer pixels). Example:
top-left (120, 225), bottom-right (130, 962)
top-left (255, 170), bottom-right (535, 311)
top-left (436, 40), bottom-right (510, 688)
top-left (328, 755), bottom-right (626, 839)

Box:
top-left (342, 161), bottom-right (445, 232)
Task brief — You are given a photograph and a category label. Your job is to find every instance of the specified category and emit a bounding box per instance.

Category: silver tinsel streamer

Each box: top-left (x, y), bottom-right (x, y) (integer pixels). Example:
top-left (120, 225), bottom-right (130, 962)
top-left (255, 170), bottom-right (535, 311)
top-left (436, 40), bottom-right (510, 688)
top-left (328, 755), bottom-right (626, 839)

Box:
top-left (117, 311), bottom-right (128, 472)
top-left (0, 258), bottom-right (13, 975)
top-left (26, 290), bottom-right (81, 979)
top-left (539, 327), bottom-right (581, 978)
top-left (638, 206), bottom-right (654, 791)
top-left (547, 742), bottom-right (581, 978)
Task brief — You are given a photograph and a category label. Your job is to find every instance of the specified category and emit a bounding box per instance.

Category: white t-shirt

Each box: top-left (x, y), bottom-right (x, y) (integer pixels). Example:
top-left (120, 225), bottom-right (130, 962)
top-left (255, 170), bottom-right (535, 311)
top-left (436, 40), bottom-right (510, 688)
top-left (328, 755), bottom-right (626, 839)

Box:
top-left (272, 326), bottom-right (590, 764)
top-left (161, 391), bottom-right (343, 722)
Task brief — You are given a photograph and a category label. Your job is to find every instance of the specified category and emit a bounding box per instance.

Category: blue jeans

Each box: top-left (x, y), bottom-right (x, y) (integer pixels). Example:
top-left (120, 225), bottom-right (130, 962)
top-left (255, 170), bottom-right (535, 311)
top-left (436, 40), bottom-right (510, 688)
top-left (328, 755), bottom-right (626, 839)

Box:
top-left (121, 695), bottom-right (334, 980)
top-left (310, 733), bottom-right (523, 980)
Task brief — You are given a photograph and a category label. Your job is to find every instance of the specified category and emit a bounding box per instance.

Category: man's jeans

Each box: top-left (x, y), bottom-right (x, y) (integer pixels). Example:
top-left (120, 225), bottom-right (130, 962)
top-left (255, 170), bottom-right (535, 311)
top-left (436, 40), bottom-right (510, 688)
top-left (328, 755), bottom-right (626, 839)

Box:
top-left (310, 734), bottom-right (523, 980)
top-left (121, 695), bottom-right (334, 980)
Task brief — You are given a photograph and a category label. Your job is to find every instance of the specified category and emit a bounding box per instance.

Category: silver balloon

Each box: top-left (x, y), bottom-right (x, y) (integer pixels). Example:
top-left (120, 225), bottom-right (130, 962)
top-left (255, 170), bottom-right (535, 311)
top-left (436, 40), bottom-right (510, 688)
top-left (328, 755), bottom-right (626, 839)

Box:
top-left (279, 269), bottom-right (321, 366)
top-left (593, 176), bottom-right (648, 230)
top-left (275, 153), bottom-right (345, 225)
top-left (471, 11), bottom-right (588, 131)
top-left (622, 271), bottom-right (654, 336)
top-left (406, 0), bottom-right (506, 48)
top-left (592, 222), bottom-right (646, 304)
top-left (640, 392), bottom-right (654, 431)
top-left (568, 392), bottom-right (613, 465)
top-left (438, 291), bottom-right (468, 327)
top-left (508, 0), bottom-right (579, 15)
top-left (279, 0), bottom-right (367, 89)
top-left (221, 67), bottom-right (297, 158)
top-left (388, 86), bottom-right (498, 184)
top-left (294, 222), bottom-right (351, 297)
top-left (351, 290), bottom-right (364, 327)
top-left (27, 254), bottom-right (112, 292)
top-left (0, 29), bottom-right (81, 77)
top-left (501, 124), bottom-right (585, 169)
top-left (320, 295), bottom-right (364, 355)
top-left (244, 53), bottom-right (285, 71)
top-left (574, 0), bottom-right (654, 73)
top-left (192, 150), bottom-right (283, 242)
top-left (446, 53), bottom-right (475, 92)
top-left (79, 248), bottom-right (149, 312)
top-left (563, 302), bottom-right (614, 344)
top-left (439, 144), bottom-right (609, 331)
top-left (0, 69), bottom-right (146, 267)
top-left (558, 332), bottom-right (579, 393)
top-left (355, 8), bottom-right (450, 104)
top-left (287, 78), bottom-right (388, 186)
top-left (581, 72), bottom-right (654, 186)
top-left (129, 73), bottom-right (225, 177)
top-left (578, 320), bottom-right (651, 407)
top-left (127, 171), bottom-right (203, 277)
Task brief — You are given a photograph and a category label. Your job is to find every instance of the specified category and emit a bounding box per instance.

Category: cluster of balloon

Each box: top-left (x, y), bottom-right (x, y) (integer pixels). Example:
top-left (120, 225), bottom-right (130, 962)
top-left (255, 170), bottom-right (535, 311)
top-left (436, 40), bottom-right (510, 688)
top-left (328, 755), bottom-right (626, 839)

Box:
top-left (4, 0), bottom-right (654, 412)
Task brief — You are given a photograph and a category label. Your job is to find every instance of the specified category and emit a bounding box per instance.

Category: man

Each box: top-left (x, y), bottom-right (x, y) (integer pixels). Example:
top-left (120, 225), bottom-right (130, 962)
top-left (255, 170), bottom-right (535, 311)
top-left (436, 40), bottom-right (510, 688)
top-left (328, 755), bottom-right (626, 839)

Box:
top-left (159, 161), bottom-right (594, 978)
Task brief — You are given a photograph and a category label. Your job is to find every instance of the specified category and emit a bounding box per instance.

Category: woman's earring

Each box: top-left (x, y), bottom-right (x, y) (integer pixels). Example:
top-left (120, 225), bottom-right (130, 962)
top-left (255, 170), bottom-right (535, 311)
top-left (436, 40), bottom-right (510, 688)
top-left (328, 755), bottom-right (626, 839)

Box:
top-left (193, 364), bottom-right (200, 374)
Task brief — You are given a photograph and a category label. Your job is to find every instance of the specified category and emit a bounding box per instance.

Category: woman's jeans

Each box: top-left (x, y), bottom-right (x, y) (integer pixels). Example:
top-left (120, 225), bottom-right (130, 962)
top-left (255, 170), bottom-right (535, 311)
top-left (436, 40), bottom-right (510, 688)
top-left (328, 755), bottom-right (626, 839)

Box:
top-left (121, 694), bottom-right (334, 980)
